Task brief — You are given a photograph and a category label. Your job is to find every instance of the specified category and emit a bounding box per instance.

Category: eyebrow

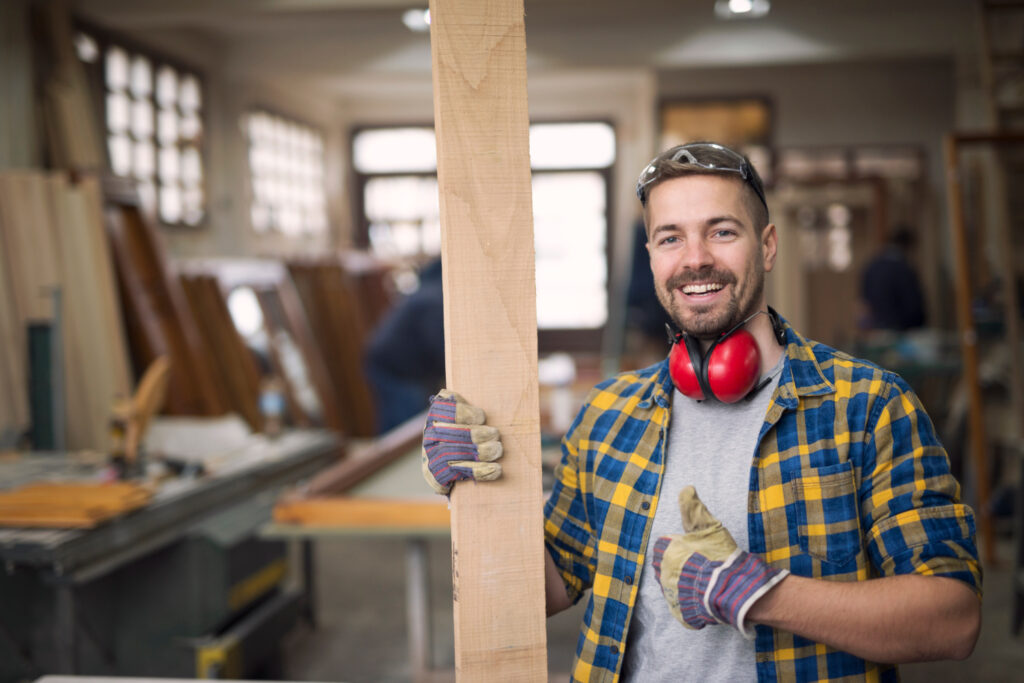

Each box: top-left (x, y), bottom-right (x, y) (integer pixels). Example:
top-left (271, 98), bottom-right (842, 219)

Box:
top-left (649, 214), bottom-right (745, 239)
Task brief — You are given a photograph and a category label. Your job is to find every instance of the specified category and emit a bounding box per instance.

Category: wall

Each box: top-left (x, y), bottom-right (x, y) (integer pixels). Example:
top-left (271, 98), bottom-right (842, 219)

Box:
top-left (659, 58), bottom-right (959, 329)
top-left (109, 26), bottom-right (345, 260)
top-left (331, 68), bottom-right (657, 363)
top-left (0, 0), bottom-right (41, 169)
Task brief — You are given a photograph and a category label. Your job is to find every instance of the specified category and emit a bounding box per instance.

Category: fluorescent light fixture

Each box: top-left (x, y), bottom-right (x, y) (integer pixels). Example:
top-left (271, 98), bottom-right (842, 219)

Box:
top-left (714, 0), bottom-right (770, 19)
top-left (402, 8), bottom-right (431, 32)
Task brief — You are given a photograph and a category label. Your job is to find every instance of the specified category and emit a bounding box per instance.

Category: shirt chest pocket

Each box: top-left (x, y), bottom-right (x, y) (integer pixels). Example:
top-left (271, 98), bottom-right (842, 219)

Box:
top-left (789, 461), bottom-right (862, 565)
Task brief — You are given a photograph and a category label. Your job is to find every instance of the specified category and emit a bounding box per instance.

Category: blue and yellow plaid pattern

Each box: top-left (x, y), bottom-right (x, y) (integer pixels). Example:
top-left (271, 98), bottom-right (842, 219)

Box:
top-left (543, 320), bottom-right (980, 683)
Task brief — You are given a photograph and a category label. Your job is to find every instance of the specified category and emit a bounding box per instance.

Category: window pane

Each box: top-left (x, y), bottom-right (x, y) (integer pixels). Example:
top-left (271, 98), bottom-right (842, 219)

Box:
top-left (155, 66), bottom-right (178, 108)
top-left (245, 110), bottom-right (327, 235)
top-left (533, 172), bottom-right (607, 328)
top-left (131, 98), bottom-right (153, 138)
top-left (133, 140), bottom-right (155, 179)
top-left (108, 134), bottom-right (132, 176)
top-left (157, 108), bottom-right (178, 144)
top-left (159, 184), bottom-right (182, 223)
top-left (106, 47), bottom-right (129, 91)
top-left (353, 127), bottom-right (436, 173)
top-left (179, 74), bottom-right (201, 111)
top-left (129, 55), bottom-right (152, 98)
top-left (529, 122), bottom-right (615, 169)
top-left (180, 112), bottom-right (201, 140)
top-left (159, 145), bottom-right (180, 182)
top-left (106, 91), bottom-right (130, 133)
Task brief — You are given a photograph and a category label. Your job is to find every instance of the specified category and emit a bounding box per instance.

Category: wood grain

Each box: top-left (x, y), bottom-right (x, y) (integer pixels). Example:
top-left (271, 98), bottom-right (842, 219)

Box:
top-left (272, 497), bottom-right (449, 531)
top-left (0, 481), bottom-right (152, 528)
top-left (104, 191), bottom-right (227, 416)
top-left (429, 0), bottom-right (548, 678)
top-left (52, 174), bottom-right (134, 450)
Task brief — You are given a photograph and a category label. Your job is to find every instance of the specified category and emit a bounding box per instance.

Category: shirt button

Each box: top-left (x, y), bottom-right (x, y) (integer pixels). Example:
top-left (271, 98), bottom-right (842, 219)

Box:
top-left (610, 645), bottom-right (619, 655)
top-left (641, 501), bottom-right (651, 510)
top-left (625, 575), bottom-right (633, 585)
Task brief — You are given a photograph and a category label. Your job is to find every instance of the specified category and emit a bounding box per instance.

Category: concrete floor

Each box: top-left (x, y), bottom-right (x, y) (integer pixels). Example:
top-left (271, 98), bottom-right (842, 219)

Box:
top-left (279, 536), bottom-right (1024, 683)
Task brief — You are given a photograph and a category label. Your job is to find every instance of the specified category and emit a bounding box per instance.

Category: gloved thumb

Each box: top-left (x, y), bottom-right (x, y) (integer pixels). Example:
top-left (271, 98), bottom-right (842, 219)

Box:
top-left (678, 486), bottom-right (721, 533)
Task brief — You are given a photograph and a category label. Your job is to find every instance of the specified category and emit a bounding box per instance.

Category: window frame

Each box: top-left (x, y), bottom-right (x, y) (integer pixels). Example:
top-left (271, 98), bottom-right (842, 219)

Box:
top-left (243, 106), bottom-right (329, 237)
top-left (348, 120), bottom-right (616, 352)
top-left (74, 20), bottom-right (210, 229)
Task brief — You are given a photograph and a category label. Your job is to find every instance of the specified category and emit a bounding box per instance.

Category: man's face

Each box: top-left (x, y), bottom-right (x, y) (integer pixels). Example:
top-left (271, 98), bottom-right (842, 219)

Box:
top-left (645, 174), bottom-right (777, 340)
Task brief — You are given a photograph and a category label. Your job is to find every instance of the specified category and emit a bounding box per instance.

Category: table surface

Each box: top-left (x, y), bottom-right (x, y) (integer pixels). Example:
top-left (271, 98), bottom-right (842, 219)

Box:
top-left (0, 421), bottom-right (341, 579)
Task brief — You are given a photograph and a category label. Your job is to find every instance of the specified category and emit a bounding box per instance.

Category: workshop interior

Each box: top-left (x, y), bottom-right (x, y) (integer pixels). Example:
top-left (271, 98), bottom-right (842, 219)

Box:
top-left (1, 0), bottom-right (1023, 681)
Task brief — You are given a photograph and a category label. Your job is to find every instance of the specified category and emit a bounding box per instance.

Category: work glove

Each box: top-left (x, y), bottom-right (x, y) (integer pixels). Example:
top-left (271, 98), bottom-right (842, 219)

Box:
top-left (652, 486), bottom-right (789, 639)
top-left (421, 389), bottom-right (503, 495)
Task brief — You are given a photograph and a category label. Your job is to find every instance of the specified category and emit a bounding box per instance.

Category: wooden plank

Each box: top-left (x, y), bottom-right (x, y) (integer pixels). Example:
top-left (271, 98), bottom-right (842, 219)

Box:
top-left (179, 274), bottom-right (262, 431)
top-left (287, 261), bottom-right (376, 436)
top-left (104, 195), bottom-right (227, 416)
top-left (51, 174), bottom-right (136, 450)
top-left (0, 180), bottom-right (29, 433)
top-left (272, 497), bottom-right (449, 531)
top-left (303, 410), bottom-right (425, 496)
top-left (429, 0), bottom-right (547, 678)
top-left (0, 481), bottom-right (152, 528)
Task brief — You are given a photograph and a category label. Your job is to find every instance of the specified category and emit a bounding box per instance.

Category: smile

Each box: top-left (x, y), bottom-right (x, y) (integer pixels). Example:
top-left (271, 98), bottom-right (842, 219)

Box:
top-left (680, 282), bottom-right (725, 295)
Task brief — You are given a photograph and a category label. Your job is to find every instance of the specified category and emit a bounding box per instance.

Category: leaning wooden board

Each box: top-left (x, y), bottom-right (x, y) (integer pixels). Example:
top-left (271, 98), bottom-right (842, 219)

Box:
top-left (429, 0), bottom-right (548, 679)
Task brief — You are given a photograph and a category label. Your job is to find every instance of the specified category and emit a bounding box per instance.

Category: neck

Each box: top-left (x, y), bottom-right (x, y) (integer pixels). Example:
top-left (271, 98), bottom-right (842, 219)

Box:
top-left (747, 308), bottom-right (784, 374)
top-left (696, 307), bottom-right (784, 374)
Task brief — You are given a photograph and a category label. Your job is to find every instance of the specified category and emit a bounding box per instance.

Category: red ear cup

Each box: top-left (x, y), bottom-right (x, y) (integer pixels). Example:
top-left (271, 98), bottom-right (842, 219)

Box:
top-left (669, 340), bottom-right (705, 400)
top-left (706, 328), bottom-right (761, 403)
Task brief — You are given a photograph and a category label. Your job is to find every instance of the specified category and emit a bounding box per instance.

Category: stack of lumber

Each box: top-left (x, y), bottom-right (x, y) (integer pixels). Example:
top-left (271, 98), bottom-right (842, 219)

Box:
top-left (0, 171), bottom-right (133, 451)
top-left (0, 481), bottom-right (152, 528)
top-left (103, 178), bottom-right (227, 418)
top-left (337, 251), bottom-right (397, 331)
top-left (179, 273), bottom-right (263, 431)
top-left (177, 258), bottom-right (346, 433)
top-left (288, 258), bottom-right (378, 437)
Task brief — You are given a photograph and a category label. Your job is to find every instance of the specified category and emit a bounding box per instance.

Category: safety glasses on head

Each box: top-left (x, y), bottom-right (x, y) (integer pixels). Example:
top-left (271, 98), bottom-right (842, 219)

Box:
top-left (635, 142), bottom-right (767, 210)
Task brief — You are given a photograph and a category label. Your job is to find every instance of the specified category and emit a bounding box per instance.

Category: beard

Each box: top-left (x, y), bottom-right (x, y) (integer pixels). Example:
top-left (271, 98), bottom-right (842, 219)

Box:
top-left (656, 261), bottom-right (765, 340)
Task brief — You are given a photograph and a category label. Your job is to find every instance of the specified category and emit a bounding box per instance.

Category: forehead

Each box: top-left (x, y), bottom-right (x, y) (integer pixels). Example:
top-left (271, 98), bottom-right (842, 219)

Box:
top-left (645, 174), bottom-right (752, 228)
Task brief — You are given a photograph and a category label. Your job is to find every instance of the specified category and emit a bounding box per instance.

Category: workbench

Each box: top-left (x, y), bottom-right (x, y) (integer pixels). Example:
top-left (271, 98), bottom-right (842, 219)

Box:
top-left (262, 441), bottom-right (449, 683)
top-left (0, 423), bottom-right (341, 679)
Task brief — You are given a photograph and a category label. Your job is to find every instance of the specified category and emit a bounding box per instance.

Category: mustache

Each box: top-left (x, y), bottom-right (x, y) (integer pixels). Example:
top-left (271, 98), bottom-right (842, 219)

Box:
top-left (665, 268), bottom-right (737, 290)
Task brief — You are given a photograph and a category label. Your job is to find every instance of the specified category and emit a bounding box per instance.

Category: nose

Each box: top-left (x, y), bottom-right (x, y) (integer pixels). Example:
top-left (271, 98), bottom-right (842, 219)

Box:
top-left (679, 237), bottom-right (713, 271)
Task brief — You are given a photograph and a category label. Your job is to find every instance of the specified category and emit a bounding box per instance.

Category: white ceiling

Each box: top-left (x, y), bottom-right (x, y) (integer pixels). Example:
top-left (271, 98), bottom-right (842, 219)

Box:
top-left (72, 0), bottom-right (977, 95)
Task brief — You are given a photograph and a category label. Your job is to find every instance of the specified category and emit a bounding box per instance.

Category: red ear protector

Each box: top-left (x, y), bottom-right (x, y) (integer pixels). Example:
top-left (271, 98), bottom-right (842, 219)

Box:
top-left (668, 308), bottom-right (786, 403)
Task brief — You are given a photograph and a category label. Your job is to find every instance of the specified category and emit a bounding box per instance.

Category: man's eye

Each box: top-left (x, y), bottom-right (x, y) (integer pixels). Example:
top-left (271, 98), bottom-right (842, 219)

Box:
top-left (659, 236), bottom-right (678, 245)
top-left (713, 229), bottom-right (737, 239)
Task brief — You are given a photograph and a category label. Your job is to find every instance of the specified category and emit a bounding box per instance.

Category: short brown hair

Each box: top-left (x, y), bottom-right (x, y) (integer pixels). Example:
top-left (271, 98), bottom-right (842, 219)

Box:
top-left (637, 142), bottom-right (769, 231)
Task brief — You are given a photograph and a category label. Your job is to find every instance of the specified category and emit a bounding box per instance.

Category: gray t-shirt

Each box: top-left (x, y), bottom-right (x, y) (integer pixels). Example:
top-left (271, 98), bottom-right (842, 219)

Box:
top-left (621, 356), bottom-right (783, 682)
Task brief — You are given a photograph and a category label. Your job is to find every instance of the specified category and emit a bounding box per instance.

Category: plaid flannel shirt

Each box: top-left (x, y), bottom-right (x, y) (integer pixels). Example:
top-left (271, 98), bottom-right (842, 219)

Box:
top-left (543, 320), bottom-right (981, 683)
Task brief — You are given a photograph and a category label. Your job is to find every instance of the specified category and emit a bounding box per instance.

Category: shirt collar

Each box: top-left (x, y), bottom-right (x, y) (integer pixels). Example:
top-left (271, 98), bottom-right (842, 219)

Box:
top-left (774, 314), bottom-right (835, 409)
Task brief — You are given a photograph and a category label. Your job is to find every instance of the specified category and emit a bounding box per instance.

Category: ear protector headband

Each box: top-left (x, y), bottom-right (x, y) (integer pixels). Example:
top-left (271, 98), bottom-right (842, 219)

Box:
top-left (668, 308), bottom-right (786, 403)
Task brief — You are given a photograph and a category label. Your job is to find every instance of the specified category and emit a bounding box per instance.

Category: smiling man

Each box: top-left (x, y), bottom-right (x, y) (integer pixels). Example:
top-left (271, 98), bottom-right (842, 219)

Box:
top-left (422, 142), bottom-right (982, 682)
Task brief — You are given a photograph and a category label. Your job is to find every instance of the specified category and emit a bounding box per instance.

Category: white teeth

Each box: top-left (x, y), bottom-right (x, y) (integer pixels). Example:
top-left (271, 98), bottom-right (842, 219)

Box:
top-left (682, 283), bottom-right (724, 295)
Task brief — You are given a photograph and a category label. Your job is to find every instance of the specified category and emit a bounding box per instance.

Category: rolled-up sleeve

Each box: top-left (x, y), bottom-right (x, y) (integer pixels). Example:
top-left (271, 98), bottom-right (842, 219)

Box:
top-left (860, 375), bottom-right (982, 595)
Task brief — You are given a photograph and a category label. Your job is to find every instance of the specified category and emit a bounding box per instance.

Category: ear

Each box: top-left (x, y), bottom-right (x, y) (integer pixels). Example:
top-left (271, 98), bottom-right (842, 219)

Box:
top-left (761, 223), bottom-right (778, 272)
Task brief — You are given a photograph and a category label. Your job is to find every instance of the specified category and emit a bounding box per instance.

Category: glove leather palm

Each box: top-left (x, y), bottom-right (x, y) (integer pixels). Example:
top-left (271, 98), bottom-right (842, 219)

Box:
top-left (421, 389), bottom-right (503, 495)
top-left (653, 486), bottom-right (788, 639)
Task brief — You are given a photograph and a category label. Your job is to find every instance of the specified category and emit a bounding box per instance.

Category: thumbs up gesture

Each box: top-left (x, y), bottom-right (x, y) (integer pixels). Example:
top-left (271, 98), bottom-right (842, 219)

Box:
top-left (652, 486), bottom-right (789, 638)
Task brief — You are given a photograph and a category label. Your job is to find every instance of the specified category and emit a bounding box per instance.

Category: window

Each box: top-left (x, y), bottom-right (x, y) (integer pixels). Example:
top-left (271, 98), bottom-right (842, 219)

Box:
top-left (351, 122), bottom-right (615, 339)
top-left (245, 111), bottom-right (327, 236)
top-left (76, 32), bottom-right (205, 226)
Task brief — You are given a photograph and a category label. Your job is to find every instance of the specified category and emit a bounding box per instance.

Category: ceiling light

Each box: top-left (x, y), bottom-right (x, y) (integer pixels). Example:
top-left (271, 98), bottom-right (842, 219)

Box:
top-left (402, 8), bottom-right (430, 32)
top-left (714, 0), bottom-right (770, 19)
